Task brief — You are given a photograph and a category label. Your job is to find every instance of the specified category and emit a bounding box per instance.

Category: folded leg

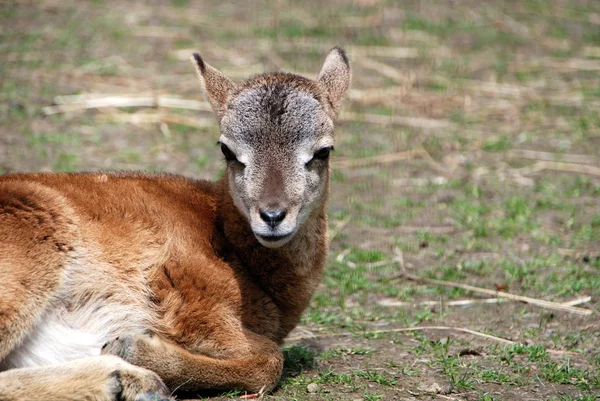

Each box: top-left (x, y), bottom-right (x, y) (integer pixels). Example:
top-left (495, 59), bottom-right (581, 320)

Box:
top-left (0, 355), bottom-right (169, 401)
top-left (103, 332), bottom-right (283, 393)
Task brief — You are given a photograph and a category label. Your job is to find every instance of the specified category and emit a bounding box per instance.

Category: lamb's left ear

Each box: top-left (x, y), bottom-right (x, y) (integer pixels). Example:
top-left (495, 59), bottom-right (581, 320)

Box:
top-left (317, 47), bottom-right (352, 115)
top-left (191, 53), bottom-right (237, 120)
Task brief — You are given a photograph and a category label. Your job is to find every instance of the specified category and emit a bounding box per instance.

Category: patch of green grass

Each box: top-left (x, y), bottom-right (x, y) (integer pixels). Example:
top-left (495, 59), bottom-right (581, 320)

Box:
top-left (254, 18), bottom-right (332, 39)
top-left (27, 132), bottom-right (80, 148)
top-left (583, 28), bottom-right (600, 45)
top-left (315, 369), bottom-right (356, 386)
top-left (302, 307), bottom-right (365, 330)
top-left (449, 111), bottom-right (481, 125)
top-left (355, 33), bottom-right (389, 46)
top-left (477, 393), bottom-right (501, 401)
top-left (482, 136), bottom-right (512, 152)
top-left (415, 337), bottom-right (478, 389)
top-left (548, 24), bottom-right (569, 39)
top-left (500, 343), bottom-right (549, 362)
top-left (400, 364), bottom-right (422, 376)
top-left (403, 16), bottom-right (441, 33)
top-left (312, 367), bottom-right (397, 389)
top-left (283, 345), bottom-right (316, 377)
top-left (479, 368), bottom-right (522, 385)
top-left (548, 394), bottom-right (599, 401)
top-left (515, 70), bottom-right (536, 82)
top-left (541, 359), bottom-right (600, 390)
top-left (319, 346), bottom-right (375, 360)
top-left (450, 195), bottom-right (489, 235)
top-left (118, 149), bottom-right (142, 164)
top-left (194, 155), bottom-right (210, 171)
top-left (362, 391), bottom-right (384, 401)
top-left (352, 370), bottom-right (396, 386)
top-left (54, 152), bottom-right (79, 172)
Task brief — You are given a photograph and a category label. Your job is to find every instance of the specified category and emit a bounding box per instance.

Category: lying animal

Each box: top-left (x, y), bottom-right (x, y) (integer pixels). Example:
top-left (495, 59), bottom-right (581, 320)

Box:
top-left (0, 46), bottom-right (351, 400)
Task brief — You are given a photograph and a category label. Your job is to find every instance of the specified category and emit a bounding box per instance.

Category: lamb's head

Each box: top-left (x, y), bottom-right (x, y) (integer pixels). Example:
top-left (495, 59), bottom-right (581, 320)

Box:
top-left (192, 48), bottom-right (351, 248)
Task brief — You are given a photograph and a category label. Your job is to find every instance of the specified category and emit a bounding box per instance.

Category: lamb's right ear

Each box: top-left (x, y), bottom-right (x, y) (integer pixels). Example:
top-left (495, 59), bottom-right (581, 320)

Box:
top-left (191, 53), bottom-right (237, 120)
top-left (317, 47), bottom-right (351, 116)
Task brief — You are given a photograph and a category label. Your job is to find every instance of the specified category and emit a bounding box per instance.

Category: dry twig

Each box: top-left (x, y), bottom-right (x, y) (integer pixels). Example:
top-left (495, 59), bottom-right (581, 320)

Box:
top-left (378, 295), bottom-right (591, 308)
top-left (43, 95), bottom-right (212, 115)
top-left (528, 161), bottom-right (600, 177)
top-left (97, 111), bottom-right (215, 129)
top-left (378, 298), bottom-right (508, 307)
top-left (507, 149), bottom-right (600, 165)
top-left (562, 296), bottom-right (592, 306)
top-left (396, 270), bottom-right (592, 316)
top-left (347, 86), bottom-right (405, 104)
top-left (333, 147), bottom-right (448, 175)
top-left (355, 57), bottom-right (415, 86)
top-left (328, 215), bottom-right (351, 244)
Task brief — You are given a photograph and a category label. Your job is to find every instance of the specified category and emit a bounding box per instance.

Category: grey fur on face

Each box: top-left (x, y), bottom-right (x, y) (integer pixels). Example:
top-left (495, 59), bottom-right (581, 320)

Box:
top-left (192, 48), bottom-right (351, 248)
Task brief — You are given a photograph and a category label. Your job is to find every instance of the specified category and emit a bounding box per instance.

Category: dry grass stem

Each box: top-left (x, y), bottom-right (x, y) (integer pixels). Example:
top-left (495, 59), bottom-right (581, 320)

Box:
top-left (583, 46), bottom-right (600, 58)
top-left (355, 57), bottom-right (415, 86)
top-left (347, 86), bottom-right (405, 104)
top-left (328, 216), bottom-right (351, 244)
top-left (562, 296), bottom-right (592, 306)
top-left (377, 298), bottom-right (508, 307)
top-left (507, 149), bottom-right (600, 165)
top-left (520, 57), bottom-right (600, 71)
top-left (378, 295), bottom-right (591, 308)
top-left (333, 147), bottom-right (448, 173)
top-left (557, 248), bottom-right (600, 258)
top-left (97, 111), bottom-right (215, 129)
top-left (43, 95), bottom-right (212, 115)
top-left (396, 269), bottom-right (593, 316)
top-left (462, 79), bottom-right (535, 98)
top-left (531, 161), bottom-right (600, 177)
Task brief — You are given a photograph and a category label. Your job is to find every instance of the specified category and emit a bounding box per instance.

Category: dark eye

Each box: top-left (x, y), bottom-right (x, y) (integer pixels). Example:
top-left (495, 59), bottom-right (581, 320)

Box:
top-left (313, 146), bottom-right (333, 161)
top-left (220, 143), bottom-right (241, 164)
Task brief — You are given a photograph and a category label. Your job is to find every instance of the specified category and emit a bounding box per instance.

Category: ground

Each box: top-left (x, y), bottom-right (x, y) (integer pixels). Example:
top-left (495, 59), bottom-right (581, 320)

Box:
top-left (1, 1), bottom-right (599, 400)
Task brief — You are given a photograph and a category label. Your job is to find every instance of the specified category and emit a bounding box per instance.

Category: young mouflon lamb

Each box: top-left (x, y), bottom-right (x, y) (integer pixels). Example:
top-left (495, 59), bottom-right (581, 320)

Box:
top-left (0, 47), bottom-right (351, 400)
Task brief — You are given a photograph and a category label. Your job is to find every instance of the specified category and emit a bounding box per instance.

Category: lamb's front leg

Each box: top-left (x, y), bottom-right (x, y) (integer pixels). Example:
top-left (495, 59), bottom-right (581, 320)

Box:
top-left (102, 332), bottom-right (284, 394)
top-left (0, 355), bottom-right (169, 401)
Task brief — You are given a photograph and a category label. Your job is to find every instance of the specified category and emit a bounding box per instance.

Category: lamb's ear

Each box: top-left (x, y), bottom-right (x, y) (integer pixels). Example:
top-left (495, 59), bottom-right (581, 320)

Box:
top-left (191, 53), bottom-right (237, 120)
top-left (317, 47), bottom-right (351, 115)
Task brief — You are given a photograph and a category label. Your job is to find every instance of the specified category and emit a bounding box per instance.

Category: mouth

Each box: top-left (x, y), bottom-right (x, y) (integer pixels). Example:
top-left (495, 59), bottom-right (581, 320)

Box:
top-left (254, 230), bottom-right (297, 248)
top-left (256, 232), bottom-right (293, 242)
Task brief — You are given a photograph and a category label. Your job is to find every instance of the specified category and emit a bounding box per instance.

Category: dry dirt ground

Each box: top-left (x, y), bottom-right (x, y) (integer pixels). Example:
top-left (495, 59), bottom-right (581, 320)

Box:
top-left (1, 1), bottom-right (600, 400)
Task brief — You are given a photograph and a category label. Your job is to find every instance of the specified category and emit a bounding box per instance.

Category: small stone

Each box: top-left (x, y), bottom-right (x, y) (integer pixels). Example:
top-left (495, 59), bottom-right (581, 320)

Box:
top-left (418, 382), bottom-right (442, 394)
top-left (307, 383), bottom-right (319, 393)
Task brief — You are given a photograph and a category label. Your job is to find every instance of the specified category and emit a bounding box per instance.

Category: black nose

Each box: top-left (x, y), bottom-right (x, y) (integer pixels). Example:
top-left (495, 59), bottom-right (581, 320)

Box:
top-left (259, 209), bottom-right (287, 227)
